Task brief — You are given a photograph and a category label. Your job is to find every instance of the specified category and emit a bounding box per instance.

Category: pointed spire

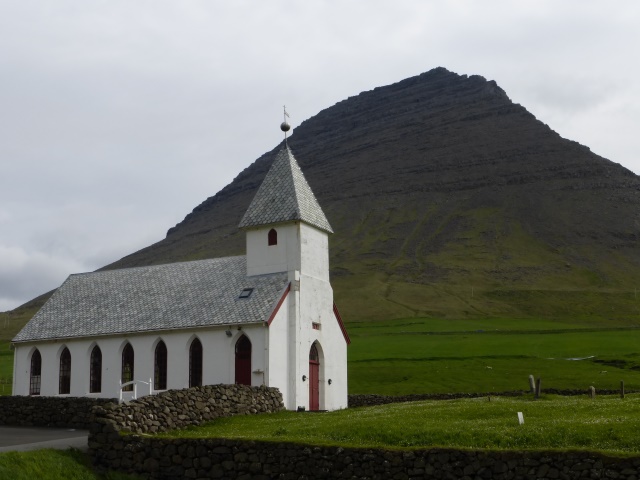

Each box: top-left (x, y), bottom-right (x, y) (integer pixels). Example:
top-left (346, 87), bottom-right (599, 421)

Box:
top-left (239, 145), bottom-right (333, 233)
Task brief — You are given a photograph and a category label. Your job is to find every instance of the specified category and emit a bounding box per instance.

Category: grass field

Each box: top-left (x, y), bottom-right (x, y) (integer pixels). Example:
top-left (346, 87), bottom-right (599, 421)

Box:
top-left (160, 394), bottom-right (640, 454)
top-left (0, 448), bottom-right (140, 480)
top-left (347, 317), bottom-right (640, 395)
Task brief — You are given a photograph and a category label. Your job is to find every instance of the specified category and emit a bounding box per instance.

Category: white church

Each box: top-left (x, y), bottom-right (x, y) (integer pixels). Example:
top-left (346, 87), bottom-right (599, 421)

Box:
top-left (11, 140), bottom-right (350, 411)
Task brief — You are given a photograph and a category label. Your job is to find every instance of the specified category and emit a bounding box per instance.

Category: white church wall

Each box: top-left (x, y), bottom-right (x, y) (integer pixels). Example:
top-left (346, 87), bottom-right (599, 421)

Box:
top-left (266, 290), bottom-right (290, 406)
top-left (321, 311), bottom-right (349, 410)
top-left (299, 223), bottom-right (330, 282)
top-left (287, 241), bottom-right (348, 411)
top-left (12, 324), bottom-right (269, 400)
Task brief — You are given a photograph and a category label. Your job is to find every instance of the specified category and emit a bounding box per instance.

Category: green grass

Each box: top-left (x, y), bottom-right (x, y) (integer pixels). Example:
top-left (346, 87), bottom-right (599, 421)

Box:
top-left (348, 317), bottom-right (640, 395)
top-left (0, 344), bottom-right (13, 396)
top-left (159, 394), bottom-right (640, 454)
top-left (0, 306), bottom-right (40, 395)
top-left (0, 448), bottom-right (140, 480)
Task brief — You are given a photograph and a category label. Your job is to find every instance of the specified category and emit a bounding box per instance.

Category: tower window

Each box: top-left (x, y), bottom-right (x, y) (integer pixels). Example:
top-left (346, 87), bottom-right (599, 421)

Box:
top-left (268, 228), bottom-right (277, 246)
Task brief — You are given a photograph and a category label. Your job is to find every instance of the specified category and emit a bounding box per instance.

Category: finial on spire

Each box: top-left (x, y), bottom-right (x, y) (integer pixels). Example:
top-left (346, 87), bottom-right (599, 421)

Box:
top-left (280, 105), bottom-right (291, 143)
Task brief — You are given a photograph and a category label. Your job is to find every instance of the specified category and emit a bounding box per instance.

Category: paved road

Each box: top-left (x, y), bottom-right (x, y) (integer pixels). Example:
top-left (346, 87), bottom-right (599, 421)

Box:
top-left (0, 426), bottom-right (89, 452)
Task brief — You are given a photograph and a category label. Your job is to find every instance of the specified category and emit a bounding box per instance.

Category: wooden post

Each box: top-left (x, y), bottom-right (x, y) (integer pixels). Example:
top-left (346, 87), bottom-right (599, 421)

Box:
top-left (528, 375), bottom-right (535, 393)
top-left (621, 380), bottom-right (625, 399)
top-left (589, 386), bottom-right (596, 399)
top-left (535, 377), bottom-right (541, 399)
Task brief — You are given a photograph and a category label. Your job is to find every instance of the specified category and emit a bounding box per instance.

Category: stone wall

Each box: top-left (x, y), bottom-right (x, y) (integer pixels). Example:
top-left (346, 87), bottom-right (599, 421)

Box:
top-left (89, 384), bottom-right (283, 466)
top-left (90, 436), bottom-right (640, 479)
top-left (87, 386), bottom-right (640, 479)
top-left (0, 395), bottom-right (115, 429)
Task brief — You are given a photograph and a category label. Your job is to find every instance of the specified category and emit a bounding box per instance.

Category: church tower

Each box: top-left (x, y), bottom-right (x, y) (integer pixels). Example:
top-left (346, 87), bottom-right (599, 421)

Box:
top-left (239, 132), bottom-right (346, 411)
top-left (239, 144), bottom-right (333, 279)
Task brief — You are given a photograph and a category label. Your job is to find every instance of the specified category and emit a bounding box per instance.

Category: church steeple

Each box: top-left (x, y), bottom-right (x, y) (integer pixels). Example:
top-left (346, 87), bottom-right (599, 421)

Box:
top-left (239, 144), bottom-right (333, 233)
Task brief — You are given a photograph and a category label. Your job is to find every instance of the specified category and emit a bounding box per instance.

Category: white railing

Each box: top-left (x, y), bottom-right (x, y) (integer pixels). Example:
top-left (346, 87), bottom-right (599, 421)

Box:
top-left (119, 377), bottom-right (152, 403)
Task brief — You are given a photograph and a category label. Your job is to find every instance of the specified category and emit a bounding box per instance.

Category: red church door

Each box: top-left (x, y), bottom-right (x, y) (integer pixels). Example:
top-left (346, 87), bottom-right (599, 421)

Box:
top-left (235, 336), bottom-right (252, 385)
top-left (309, 344), bottom-right (320, 411)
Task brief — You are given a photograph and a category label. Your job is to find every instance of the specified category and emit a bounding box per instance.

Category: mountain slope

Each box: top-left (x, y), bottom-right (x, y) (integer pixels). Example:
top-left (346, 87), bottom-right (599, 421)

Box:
top-left (36, 68), bottom-right (640, 322)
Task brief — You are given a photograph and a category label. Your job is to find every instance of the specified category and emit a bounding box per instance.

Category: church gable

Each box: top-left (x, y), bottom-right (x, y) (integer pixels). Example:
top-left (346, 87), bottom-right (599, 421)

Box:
top-left (13, 256), bottom-right (288, 343)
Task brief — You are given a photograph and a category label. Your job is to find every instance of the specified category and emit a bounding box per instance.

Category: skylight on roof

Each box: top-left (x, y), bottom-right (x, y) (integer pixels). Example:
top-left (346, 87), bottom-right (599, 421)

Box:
top-left (239, 288), bottom-right (254, 299)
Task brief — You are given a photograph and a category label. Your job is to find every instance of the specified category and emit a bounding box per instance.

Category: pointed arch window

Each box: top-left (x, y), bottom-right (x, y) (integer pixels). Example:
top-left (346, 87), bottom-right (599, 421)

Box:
top-left (155, 340), bottom-right (168, 390)
top-left (29, 349), bottom-right (42, 396)
top-left (189, 338), bottom-right (203, 388)
top-left (268, 228), bottom-right (278, 246)
top-left (309, 343), bottom-right (319, 363)
top-left (59, 347), bottom-right (71, 394)
top-left (121, 343), bottom-right (134, 392)
top-left (90, 346), bottom-right (102, 393)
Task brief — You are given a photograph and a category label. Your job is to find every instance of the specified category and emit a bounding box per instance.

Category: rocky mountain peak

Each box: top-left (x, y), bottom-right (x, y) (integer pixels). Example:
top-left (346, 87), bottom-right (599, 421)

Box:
top-left (102, 67), bottom-right (640, 321)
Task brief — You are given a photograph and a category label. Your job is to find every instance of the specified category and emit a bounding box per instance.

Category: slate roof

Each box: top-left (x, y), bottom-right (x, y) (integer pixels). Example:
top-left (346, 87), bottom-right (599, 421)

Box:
top-left (239, 144), bottom-right (333, 233)
top-left (12, 256), bottom-right (289, 343)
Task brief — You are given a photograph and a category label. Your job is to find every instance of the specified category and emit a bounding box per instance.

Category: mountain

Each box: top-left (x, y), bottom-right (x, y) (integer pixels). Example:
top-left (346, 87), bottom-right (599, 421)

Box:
top-left (19, 68), bottom-right (640, 322)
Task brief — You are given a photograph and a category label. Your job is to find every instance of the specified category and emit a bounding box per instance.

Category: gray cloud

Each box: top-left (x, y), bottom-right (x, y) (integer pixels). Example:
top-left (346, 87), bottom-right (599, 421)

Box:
top-left (0, 0), bottom-right (638, 311)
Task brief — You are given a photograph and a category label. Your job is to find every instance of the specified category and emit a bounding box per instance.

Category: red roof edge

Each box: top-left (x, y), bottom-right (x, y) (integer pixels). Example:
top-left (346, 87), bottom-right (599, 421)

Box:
top-left (333, 303), bottom-right (351, 345)
top-left (267, 283), bottom-right (291, 326)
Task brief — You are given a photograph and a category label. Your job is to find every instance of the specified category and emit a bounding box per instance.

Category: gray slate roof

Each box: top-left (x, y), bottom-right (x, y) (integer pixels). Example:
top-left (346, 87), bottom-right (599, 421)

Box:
top-left (239, 145), bottom-right (333, 233)
top-left (13, 256), bottom-right (289, 343)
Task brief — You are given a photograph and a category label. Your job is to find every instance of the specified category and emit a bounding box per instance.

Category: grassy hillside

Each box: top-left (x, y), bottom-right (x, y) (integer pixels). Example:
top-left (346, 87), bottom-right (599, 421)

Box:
top-left (330, 204), bottom-right (640, 323)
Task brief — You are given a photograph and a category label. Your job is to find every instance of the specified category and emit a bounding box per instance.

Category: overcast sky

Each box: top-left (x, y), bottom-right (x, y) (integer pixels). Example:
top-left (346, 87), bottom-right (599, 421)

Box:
top-left (1, 1), bottom-right (638, 312)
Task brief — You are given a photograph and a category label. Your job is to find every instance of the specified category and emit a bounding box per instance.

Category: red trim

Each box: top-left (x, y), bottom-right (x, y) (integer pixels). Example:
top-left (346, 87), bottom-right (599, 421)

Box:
top-left (333, 303), bottom-right (351, 345)
top-left (267, 283), bottom-right (291, 326)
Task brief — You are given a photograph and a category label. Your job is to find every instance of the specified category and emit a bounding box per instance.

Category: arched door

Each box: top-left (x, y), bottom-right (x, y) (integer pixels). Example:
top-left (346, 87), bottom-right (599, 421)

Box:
top-left (235, 336), bottom-right (251, 385)
top-left (309, 343), bottom-right (320, 411)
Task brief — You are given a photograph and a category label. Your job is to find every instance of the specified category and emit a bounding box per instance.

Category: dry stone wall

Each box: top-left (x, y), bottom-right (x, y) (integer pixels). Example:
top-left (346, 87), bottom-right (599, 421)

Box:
top-left (0, 395), bottom-right (115, 428)
top-left (91, 436), bottom-right (640, 479)
top-left (86, 386), bottom-right (640, 479)
top-left (89, 384), bottom-right (283, 466)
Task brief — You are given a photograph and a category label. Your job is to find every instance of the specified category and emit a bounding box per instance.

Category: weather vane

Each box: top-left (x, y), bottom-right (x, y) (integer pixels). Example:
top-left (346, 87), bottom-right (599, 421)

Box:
top-left (281, 105), bottom-right (291, 143)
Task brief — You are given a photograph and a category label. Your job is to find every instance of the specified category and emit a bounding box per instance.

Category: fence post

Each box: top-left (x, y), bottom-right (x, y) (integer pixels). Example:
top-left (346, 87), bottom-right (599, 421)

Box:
top-left (535, 377), bottom-right (541, 399)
